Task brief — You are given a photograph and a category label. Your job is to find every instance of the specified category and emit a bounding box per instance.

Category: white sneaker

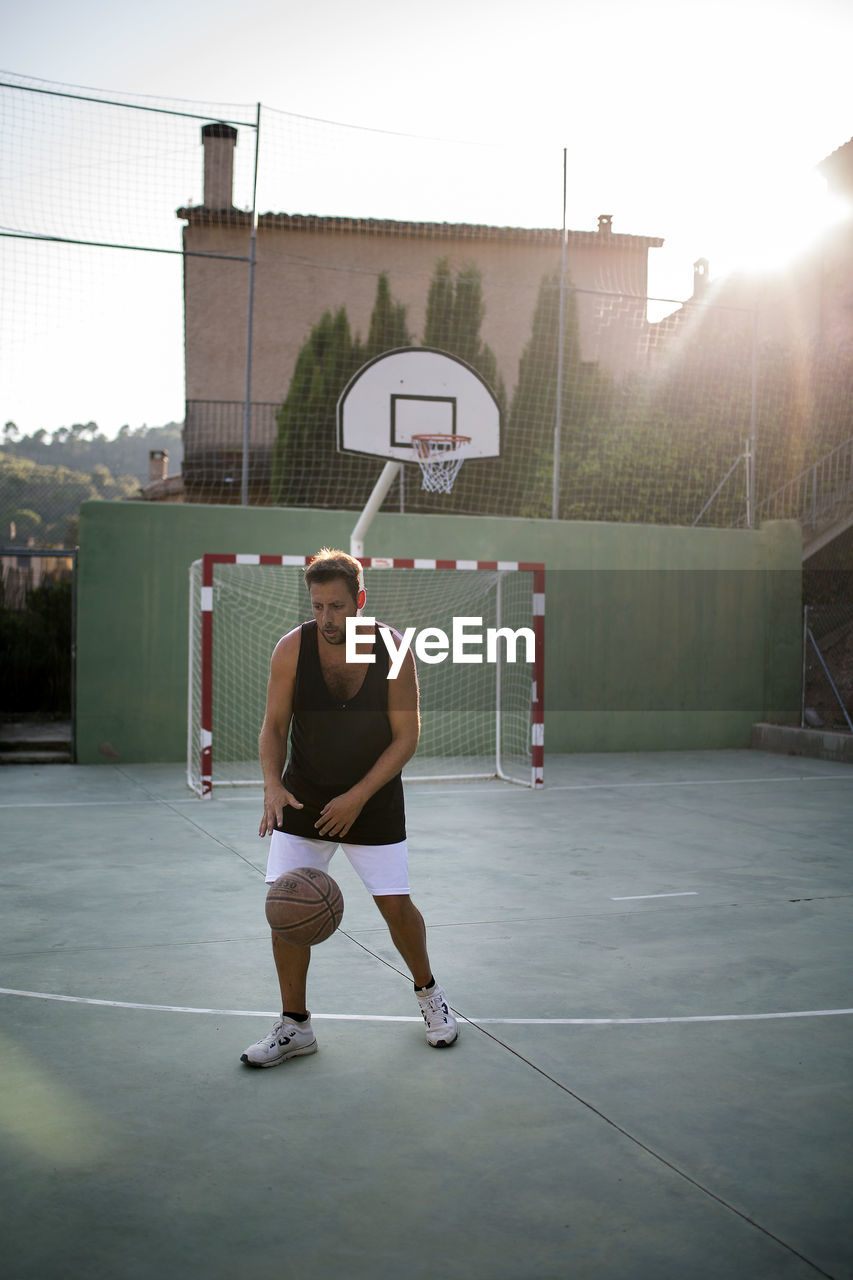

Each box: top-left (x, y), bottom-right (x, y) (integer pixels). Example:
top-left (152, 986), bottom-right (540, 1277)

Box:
top-left (240, 1016), bottom-right (318, 1068)
top-left (416, 983), bottom-right (458, 1048)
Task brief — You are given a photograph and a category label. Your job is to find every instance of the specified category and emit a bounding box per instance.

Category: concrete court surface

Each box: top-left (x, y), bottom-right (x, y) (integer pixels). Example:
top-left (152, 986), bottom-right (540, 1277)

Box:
top-left (1, 749), bottom-right (851, 1280)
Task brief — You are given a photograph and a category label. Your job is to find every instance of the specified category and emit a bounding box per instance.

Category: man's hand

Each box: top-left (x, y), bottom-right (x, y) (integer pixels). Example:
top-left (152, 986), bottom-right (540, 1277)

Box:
top-left (315, 789), bottom-right (365, 840)
top-left (259, 782), bottom-right (303, 837)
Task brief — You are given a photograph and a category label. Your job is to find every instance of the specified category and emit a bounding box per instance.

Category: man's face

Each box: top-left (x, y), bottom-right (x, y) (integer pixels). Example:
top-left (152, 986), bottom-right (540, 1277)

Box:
top-left (309, 577), bottom-right (358, 646)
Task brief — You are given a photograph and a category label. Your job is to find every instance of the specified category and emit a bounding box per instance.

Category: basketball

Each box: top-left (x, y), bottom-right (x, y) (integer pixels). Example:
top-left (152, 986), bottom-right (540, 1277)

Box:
top-left (265, 868), bottom-right (344, 945)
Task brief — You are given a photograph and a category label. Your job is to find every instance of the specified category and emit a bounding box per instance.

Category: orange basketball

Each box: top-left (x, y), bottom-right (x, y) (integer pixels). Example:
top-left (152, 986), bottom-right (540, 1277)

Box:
top-left (265, 868), bottom-right (344, 946)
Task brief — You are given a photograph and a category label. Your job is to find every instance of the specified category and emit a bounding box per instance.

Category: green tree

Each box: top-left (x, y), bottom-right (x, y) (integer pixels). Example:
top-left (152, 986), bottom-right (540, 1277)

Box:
top-left (608, 306), bottom-right (756, 526)
top-left (4, 422), bottom-right (182, 485)
top-left (271, 274), bottom-right (413, 508)
top-left (423, 259), bottom-right (504, 404)
top-left (271, 307), bottom-right (357, 507)
top-left (417, 259), bottom-right (507, 514)
top-left (10, 508), bottom-right (42, 540)
top-left (424, 259), bottom-right (456, 351)
top-left (0, 452), bottom-right (138, 546)
top-left (91, 464), bottom-right (112, 494)
top-left (364, 272), bottom-right (411, 361)
top-left (501, 271), bottom-right (617, 518)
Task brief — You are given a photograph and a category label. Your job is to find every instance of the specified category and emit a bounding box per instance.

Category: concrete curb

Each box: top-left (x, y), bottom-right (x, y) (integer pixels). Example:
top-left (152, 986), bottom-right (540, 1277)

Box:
top-left (752, 722), bottom-right (853, 764)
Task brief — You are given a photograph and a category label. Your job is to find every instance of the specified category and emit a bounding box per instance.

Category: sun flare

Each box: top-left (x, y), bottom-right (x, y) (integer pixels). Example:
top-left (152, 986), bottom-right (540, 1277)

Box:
top-left (708, 169), bottom-right (849, 279)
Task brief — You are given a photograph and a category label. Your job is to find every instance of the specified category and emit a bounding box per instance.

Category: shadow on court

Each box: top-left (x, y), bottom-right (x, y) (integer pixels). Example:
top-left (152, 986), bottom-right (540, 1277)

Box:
top-left (1, 750), bottom-right (851, 1280)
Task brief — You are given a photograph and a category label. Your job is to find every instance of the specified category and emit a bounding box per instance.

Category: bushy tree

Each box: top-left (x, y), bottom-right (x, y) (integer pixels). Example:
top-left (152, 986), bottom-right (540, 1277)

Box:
top-left (500, 272), bottom-right (616, 518)
top-left (0, 453), bottom-right (138, 546)
top-left (271, 274), bottom-right (412, 508)
top-left (423, 259), bottom-right (504, 407)
top-left (364, 273), bottom-right (411, 362)
top-left (416, 259), bottom-right (507, 515)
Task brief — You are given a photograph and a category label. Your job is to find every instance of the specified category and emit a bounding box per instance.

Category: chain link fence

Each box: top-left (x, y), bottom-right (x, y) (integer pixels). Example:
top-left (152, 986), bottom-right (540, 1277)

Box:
top-left (2, 72), bottom-right (852, 540)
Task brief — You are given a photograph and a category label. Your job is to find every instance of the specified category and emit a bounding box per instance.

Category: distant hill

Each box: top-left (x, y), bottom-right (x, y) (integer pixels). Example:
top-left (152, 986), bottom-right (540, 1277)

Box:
top-left (0, 451), bottom-right (141, 547)
top-left (0, 421), bottom-right (183, 547)
top-left (1, 422), bottom-right (183, 485)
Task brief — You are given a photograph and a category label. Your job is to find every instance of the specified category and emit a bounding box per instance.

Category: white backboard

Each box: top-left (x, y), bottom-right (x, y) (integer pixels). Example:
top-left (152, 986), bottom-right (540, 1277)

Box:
top-left (338, 347), bottom-right (502, 461)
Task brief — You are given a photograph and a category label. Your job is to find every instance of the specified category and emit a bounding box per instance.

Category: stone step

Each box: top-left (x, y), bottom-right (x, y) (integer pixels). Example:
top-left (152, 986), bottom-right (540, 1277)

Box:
top-left (0, 719), bottom-right (72, 764)
top-left (0, 749), bottom-right (73, 765)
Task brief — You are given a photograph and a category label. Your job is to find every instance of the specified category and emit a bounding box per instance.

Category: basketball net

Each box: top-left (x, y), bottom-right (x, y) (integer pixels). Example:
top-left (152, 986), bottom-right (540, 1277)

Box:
top-left (411, 433), bottom-right (471, 494)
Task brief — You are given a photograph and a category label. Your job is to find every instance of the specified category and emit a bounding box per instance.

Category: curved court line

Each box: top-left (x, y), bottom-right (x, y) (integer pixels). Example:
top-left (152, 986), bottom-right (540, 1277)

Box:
top-left (1, 987), bottom-right (851, 1025)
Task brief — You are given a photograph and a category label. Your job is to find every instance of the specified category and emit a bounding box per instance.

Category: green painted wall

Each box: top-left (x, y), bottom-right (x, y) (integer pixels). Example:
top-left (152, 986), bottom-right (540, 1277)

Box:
top-left (76, 500), bottom-right (801, 765)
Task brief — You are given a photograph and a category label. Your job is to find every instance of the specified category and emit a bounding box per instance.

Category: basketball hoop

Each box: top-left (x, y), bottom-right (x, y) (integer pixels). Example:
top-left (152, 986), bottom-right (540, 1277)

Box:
top-left (410, 433), bottom-right (471, 494)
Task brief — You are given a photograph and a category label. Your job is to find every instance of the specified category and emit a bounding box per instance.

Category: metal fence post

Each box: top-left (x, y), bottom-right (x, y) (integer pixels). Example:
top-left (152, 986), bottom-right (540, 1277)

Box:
top-left (552, 148), bottom-right (567, 521)
top-left (241, 103), bottom-right (261, 506)
top-left (747, 308), bottom-right (757, 527)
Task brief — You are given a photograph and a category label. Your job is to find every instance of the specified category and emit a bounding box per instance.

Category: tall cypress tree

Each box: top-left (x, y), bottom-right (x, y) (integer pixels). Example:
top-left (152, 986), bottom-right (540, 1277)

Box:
top-left (271, 275), bottom-right (412, 507)
top-left (505, 271), bottom-right (616, 518)
top-left (365, 272), bottom-right (412, 360)
top-left (423, 259), bottom-right (504, 407)
top-left (271, 307), bottom-right (356, 507)
top-left (417, 259), bottom-right (507, 514)
top-left (424, 259), bottom-right (456, 352)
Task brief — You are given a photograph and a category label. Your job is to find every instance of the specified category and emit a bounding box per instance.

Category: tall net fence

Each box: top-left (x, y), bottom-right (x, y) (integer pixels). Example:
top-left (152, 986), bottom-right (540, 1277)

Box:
top-left (3, 72), bottom-right (852, 544)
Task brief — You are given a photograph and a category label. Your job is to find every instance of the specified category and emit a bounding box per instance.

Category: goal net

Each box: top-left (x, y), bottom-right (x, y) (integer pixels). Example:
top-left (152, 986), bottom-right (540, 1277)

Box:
top-left (188, 554), bottom-right (544, 796)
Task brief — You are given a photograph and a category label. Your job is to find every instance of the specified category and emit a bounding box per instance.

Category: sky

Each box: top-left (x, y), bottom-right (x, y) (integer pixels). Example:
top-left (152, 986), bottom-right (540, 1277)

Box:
top-left (2, 0), bottom-right (852, 437)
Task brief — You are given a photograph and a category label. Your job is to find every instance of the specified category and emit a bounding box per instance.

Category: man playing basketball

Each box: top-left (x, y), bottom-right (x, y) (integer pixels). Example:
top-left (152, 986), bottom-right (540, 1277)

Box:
top-left (241, 547), bottom-right (458, 1067)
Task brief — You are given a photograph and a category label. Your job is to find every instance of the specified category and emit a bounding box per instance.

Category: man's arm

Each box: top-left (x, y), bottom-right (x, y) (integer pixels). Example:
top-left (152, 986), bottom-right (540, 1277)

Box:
top-left (258, 628), bottom-right (304, 837)
top-left (314, 646), bottom-right (420, 839)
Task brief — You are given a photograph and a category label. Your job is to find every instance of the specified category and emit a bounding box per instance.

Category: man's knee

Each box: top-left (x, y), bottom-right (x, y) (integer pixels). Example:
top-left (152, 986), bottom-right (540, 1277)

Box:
top-left (373, 893), bottom-right (412, 922)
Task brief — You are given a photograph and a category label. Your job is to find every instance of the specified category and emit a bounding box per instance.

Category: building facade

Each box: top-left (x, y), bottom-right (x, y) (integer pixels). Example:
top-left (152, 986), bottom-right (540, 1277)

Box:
top-left (177, 123), bottom-right (664, 500)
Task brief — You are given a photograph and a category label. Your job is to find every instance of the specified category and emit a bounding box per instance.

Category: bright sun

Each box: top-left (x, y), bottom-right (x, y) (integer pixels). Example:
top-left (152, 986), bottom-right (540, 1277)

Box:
top-left (709, 169), bottom-right (849, 279)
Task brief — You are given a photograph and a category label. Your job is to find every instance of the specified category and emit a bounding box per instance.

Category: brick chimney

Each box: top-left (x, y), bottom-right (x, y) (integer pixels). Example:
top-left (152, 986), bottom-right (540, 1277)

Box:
top-left (201, 123), bottom-right (238, 210)
top-left (149, 449), bottom-right (168, 482)
top-left (598, 214), bottom-right (613, 236)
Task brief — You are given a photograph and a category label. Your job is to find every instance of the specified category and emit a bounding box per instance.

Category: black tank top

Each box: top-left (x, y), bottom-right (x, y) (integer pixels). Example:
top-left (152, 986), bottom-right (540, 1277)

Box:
top-left (278, 620), bottom-right (406, 845)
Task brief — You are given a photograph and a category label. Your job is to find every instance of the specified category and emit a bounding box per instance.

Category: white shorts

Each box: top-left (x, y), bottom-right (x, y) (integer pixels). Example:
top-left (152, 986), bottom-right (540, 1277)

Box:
top-left (265, 830), bottom-right (410, 897)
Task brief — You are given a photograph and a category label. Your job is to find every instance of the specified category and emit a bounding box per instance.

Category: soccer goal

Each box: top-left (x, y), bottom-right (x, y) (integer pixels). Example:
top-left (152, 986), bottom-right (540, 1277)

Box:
top-left (187, 554), bottom-right (544, 796)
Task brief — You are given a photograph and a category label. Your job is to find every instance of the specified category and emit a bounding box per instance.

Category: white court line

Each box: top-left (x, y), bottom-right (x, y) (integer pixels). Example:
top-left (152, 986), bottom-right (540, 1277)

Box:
top-left (1, 773), bottom-right (850, 809)
top-left (612, 892), bottom-right (698, 901)
top-left (1, 987), bottom-right (851, 1026)
top-left (546, 775), bottom-right (852, 792)
top-left (0, 799), bottom-right (165, 809)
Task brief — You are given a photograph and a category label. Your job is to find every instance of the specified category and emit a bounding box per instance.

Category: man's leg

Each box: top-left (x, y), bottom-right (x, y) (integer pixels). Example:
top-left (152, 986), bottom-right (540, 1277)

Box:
top-left (241, 830), bottom-right (329, 1067)
top-left (241, 937), bottom-right (316, 1069)
top-left (374, 895), bottom-right (457, 1048)
top-left (264, 831), bottom-right (335, 1014)
top-left (272, 934), bottom-right (311, 1014)
top-left (373, 894), bottom-right (432, 988)
top-left (345, 841), bottom-right (457, 1047)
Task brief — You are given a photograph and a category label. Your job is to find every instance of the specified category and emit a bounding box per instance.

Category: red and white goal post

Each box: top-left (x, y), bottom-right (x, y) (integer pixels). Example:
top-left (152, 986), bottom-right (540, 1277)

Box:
top-left (188, 554), bottom-right (545, 797)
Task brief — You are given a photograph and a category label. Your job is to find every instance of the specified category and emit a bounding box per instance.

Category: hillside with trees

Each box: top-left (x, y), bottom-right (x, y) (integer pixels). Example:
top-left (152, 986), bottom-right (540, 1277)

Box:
top-left (2, 421), bottom-right (182, 481)
top-left (0, 422), bottom-right (181, 546)
top-left (0, 453), bottom-right (140, 546)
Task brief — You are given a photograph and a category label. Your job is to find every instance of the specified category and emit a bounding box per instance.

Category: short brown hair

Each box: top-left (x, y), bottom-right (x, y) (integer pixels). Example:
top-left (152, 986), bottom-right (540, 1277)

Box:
top-left (304, 547), bottom-right (361, 604)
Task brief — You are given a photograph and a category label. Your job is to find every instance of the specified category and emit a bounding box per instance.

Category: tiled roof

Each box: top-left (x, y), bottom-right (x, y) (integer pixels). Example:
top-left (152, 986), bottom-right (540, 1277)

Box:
top-left (177, 206), bottom-right (663, 249)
